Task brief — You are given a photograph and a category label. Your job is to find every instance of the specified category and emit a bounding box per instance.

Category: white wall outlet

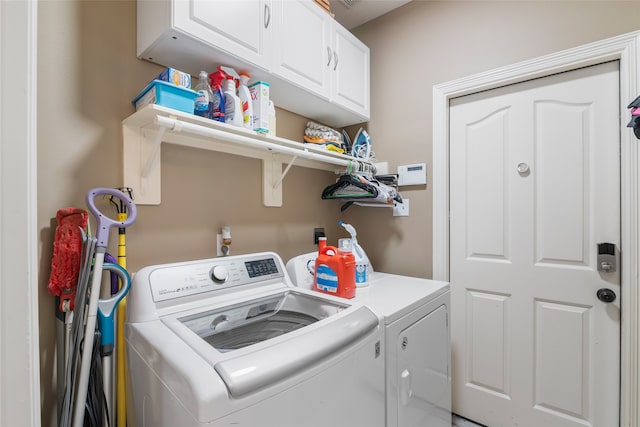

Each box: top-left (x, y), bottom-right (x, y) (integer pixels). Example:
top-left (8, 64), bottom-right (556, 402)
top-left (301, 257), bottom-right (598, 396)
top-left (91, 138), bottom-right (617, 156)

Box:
top-left (217, 234), bottom-right (224, 256)
top-left (393, 199), bottom-right (409, 217)
top-left (217, 234), bottom-right (231, 256)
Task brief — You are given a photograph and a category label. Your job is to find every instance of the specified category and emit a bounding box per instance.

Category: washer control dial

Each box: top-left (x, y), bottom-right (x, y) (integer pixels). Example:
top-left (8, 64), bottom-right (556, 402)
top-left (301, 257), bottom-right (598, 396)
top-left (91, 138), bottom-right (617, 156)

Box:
top-left (210, 265), bottom-right (229, 284)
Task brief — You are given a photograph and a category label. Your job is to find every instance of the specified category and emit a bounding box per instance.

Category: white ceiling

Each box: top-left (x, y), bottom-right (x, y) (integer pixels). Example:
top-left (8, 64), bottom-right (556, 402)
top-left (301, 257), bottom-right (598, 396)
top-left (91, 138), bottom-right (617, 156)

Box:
top-left (331, 0), bottom-right (412, 29)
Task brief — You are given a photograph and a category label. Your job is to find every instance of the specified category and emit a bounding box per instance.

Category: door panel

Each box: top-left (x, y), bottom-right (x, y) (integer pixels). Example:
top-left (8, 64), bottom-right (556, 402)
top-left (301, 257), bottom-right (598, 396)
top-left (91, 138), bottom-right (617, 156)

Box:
top-left (466, 108), bottom-right (509, 260)
top-left (465, 290), bottom-right (511, 397)
top-left (535, 100), bottom-right (590, 265)
top-left (534, 300), bottom-right (590, 419)
top-left (450, 61), bottom-right (620, 427)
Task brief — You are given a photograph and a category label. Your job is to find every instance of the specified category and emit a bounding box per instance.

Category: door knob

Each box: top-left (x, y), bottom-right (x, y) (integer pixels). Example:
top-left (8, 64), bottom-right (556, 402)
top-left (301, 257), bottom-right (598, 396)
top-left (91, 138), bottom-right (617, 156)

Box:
top-left (596, 288), bottom-right (616, 303)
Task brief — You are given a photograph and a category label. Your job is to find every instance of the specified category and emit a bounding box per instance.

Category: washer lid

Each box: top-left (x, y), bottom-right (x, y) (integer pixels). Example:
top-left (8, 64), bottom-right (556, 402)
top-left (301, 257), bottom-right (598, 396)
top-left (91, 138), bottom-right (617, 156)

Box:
top-left (178, 290), bottom-right (349, 352)
top-left (213, 304), bottom-right (379, 397)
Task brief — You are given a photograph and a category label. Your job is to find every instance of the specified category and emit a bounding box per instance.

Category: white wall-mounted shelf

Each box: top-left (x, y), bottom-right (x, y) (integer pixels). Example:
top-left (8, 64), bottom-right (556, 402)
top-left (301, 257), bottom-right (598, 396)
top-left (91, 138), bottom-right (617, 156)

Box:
top-left (122, 104), bottom-right (372, 206)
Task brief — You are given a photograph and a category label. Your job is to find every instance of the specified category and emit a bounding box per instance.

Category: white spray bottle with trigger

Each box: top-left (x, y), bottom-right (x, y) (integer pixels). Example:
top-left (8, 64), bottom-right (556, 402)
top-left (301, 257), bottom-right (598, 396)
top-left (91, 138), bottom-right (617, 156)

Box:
top-left (238, 72), bottom-right (254, 129)
top-left (339, 221), bottom-right (371, 287)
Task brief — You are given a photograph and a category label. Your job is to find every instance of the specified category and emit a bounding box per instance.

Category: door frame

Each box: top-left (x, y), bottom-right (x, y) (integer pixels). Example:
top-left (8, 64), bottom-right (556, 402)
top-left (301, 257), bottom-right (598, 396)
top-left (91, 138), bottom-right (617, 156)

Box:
top-left (433, 31), bottom-right (640, 426)
top-left (0, 0), bottom-right (41, 426)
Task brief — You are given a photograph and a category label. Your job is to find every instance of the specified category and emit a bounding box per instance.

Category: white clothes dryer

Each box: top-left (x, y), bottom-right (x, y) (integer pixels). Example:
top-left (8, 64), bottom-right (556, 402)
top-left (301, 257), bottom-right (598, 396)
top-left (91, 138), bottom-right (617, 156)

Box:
top-left (125, 252), bottom-right (385, 427)
top-left (287, 253), bottom-right (451, 427)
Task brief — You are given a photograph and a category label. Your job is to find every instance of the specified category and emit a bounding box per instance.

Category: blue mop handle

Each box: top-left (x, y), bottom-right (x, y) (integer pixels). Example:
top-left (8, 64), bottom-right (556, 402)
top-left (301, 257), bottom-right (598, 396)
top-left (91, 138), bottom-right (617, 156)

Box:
top-left (97, 263), bottom-right (131, 355)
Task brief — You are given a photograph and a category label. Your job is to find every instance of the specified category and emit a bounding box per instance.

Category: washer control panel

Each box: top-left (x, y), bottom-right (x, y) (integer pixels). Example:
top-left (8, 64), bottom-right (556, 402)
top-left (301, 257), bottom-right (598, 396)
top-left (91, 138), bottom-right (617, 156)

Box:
top-left (149, 253), bottom-right (285, 302)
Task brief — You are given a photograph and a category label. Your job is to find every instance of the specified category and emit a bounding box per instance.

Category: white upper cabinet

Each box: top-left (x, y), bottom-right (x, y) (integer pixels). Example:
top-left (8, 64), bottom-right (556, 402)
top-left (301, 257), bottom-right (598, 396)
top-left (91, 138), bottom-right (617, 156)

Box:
top-left (272, 0), bottom-right (370, 118)
top-left (175, 0), bottom-right (272, 70)
top-left (137, 0), bottom-right (273, 73)
top-left (136, 0), bottom-right (369, 127)
top-left (272, 1), bottom-right (331, 99)
top-left (331, 22), bottom-right (370, 116)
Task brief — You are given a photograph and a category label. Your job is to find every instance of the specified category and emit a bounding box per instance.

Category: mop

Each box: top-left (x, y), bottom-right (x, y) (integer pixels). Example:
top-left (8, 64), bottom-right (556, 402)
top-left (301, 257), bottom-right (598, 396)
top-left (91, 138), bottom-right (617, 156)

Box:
top-left (48, 207), bottom-right (89, 311)
top-left (47, 208), bottom-right (89, 418)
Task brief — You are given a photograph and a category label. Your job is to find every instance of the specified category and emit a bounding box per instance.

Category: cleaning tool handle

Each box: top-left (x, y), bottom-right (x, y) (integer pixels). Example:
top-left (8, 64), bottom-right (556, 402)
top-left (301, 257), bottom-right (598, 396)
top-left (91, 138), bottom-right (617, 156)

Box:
top-left (86, 188), bottom-right (137, 248)
top-left (97, 263), bottom-right (131, 351)
top-left (72, 250), bottom-right (105, 427)
top-left (104, 252), bottom-right (120, 294)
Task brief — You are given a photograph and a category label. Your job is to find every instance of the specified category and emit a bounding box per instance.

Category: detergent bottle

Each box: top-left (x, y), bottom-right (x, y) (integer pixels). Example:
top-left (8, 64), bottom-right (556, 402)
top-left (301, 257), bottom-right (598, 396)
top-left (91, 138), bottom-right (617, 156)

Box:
top-left (238, 72), bottom-right (254, 129)
top-left (209, 68), bottom-right (227, 122)
top-left (314, 239), bottom-right (356, 299)
top-left (224, 76), bottom-right (243, 127)
top-left (339, 221), bottom-right (371, 287)
top-left (193, 71), bottom-right (213, 119)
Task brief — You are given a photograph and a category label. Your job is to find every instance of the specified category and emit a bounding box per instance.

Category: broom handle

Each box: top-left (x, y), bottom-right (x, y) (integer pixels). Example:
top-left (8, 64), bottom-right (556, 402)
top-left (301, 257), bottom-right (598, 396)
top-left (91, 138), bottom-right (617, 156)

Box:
top-left (72, 249), bottom-right (105, 427)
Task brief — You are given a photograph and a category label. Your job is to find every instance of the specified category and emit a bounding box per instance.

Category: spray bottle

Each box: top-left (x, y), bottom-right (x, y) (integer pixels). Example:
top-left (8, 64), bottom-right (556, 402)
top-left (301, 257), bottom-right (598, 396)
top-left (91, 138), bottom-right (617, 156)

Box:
top-left (209, 67), bottom-right (227, 122)
top-left (339, 221), bottom-right (371, 287)
top-left (238, 72), bottom-right (254, 130)
top-left (223, 76), bottom-right (243, 127)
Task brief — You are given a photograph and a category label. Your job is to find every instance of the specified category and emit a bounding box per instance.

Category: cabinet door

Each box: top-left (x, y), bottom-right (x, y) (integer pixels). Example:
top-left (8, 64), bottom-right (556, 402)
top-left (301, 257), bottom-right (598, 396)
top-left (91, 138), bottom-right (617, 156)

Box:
top-left (271, 0), bottom-right (331, 99)
top-left (331, 23), bottom-right (370, 116)
top-left (173, 0), bottom-right (272, 69)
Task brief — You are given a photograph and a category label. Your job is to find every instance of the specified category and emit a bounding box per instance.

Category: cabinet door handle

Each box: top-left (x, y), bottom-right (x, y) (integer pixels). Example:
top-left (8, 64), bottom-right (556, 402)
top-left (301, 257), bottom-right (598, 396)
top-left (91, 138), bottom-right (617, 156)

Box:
top-left (333, 51), bottom-right (339, 71)
top-left (327, 46), bottom-right (333, 67)
top-left (264, 3), bottom-right (271, 29)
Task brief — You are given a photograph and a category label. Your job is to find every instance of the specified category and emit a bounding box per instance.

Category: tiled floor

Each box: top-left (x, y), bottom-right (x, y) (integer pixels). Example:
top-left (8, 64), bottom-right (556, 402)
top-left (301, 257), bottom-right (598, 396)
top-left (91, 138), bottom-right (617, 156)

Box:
top-left (452, 414), bottom-right (486, 427)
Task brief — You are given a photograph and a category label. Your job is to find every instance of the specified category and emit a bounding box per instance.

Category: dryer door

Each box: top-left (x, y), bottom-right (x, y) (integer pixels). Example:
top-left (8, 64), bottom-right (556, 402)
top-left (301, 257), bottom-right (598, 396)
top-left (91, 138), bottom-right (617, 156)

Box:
top-left (397, 305), bottom-right (450, 427)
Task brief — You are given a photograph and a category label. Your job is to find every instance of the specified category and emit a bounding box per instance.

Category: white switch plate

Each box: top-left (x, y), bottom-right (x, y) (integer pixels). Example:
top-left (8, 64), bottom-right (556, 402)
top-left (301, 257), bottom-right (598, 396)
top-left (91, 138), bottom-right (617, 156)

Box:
top-left (393, 199), bottom-right (409, 217)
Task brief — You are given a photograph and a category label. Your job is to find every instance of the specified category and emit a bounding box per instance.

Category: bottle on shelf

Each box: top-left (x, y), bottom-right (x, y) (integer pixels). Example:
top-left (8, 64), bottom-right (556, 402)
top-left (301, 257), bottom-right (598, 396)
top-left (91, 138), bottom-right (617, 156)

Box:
top-left (238, 72), bottom-right (254, 130)
top-left (209, 68), bottom-right (227, 123)
top-left (193, 70), bottom-right (213, 119)
top-left (224, 76), bottom-right (243, 127)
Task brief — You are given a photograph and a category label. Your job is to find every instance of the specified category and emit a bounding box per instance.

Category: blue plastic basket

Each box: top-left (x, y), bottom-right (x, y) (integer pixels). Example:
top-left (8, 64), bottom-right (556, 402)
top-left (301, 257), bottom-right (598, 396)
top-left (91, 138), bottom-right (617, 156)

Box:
top-left (133, 80), bottom-right (198, 114)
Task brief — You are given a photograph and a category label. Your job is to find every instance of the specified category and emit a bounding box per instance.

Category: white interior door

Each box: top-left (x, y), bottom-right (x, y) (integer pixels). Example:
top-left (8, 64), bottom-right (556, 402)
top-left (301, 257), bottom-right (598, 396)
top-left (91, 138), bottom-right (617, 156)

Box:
top-left (449, 61), bottom-right (620, 427)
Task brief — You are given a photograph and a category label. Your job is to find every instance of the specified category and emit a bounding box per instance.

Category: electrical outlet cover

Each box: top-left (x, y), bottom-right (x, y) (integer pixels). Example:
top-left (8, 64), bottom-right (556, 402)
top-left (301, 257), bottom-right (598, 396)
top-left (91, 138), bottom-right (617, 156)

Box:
top-left (393, 199), bottom-right (410, 217)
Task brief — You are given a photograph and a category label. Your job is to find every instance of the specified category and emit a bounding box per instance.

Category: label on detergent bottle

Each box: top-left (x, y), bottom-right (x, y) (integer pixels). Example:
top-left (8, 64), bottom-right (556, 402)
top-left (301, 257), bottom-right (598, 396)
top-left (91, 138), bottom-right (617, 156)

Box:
top-left (355, 263), bottom-right (367, 285)
top-left (315, 264), bottom-right (338, 293)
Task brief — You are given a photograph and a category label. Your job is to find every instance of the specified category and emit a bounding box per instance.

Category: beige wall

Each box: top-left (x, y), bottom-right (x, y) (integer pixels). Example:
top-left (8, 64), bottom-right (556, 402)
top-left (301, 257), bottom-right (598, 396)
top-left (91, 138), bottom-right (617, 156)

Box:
top-left (351, 1), bottom-right (640, 278)
top-left (37, 0), bottom-right (640, 424)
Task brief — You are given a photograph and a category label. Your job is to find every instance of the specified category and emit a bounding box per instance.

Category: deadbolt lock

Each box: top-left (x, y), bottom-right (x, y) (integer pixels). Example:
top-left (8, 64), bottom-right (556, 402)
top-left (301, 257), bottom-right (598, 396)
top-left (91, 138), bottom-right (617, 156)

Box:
top-left (597, 243), bottom-right (617, 273)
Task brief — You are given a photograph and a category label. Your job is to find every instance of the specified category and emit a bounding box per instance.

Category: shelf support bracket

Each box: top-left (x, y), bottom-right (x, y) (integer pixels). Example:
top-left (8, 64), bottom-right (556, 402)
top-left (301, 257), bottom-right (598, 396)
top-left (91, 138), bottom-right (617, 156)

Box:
top-left (142, 126), bottom-right (166, 179)
top-left (123, 123), bottom-right (163, 205)
top-left (273, 155), bottom-right (298, 191)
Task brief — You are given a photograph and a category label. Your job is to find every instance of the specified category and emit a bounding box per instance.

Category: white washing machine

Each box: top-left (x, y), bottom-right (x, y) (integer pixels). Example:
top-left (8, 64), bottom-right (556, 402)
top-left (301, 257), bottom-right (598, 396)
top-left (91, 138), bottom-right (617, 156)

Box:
top-left (287, 253), bottom-right (451, 427)
top-left (125, 252), bottom-right (385, 427)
